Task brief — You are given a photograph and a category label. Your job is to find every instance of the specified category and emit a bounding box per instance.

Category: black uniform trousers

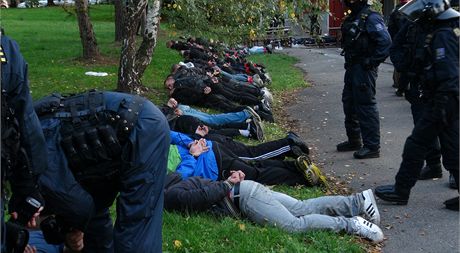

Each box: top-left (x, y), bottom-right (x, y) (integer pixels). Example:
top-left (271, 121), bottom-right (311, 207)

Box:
top-left (405, 86), bottom-right (442, 168)
top-left (395, 97), bottom-right (459, 191)
top-left (342, 63), bottom-right (380, 149)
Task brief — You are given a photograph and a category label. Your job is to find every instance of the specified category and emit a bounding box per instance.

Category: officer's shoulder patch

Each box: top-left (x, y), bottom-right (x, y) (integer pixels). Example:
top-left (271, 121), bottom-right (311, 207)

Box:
top-left (435, 48), bottom-right (446, 60)
top-left (374, 23), bottom-right (384, 31)
top-left (453, 28), bottom-right (460, 37)
top-left (0, 46), bottom-right (6, 63)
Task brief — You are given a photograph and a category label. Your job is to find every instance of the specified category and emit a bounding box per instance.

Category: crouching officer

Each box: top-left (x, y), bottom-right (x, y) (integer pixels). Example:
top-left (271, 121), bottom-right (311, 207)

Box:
top-left (337, 0), bottom-right (391, 159)
top-left (35, 90), bottom-right (170, 252)
top-left (375, 0), bottom-right (459, 211)
top-left (1, 33), bottom-right (47, 252)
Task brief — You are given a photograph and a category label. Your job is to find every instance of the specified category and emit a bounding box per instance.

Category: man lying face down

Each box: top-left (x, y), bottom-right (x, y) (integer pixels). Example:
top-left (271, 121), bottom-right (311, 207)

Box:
top-left (164, 171), bottom-right (384, 243)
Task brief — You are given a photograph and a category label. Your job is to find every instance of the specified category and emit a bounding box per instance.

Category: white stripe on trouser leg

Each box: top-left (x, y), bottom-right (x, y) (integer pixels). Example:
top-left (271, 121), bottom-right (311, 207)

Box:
top-left (238, 146), bottom-right (291, 161)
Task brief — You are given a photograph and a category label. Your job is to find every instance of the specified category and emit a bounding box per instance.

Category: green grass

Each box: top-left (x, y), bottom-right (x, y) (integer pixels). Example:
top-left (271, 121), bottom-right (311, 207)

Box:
top-left (2, 6), bottom-right (365, 253)
top-left (163, 185), bottom-right (364, 253)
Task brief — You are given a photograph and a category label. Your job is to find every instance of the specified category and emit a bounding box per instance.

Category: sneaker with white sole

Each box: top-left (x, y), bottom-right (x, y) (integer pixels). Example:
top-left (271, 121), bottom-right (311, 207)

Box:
top-left (253, 74), bottom-right (265, 87)
top-left (361, 189), bottom-right (381, 225)
top-left (261, 87), bottom-right (273, 104)
top-left (245, 106), bottom-right (261, 122)
top-left (248, 118), bottom-right (264, 141)
top-left (295, 156), bottom-right (327, 186)
top-left (351, 216), bottom-right (384, 243)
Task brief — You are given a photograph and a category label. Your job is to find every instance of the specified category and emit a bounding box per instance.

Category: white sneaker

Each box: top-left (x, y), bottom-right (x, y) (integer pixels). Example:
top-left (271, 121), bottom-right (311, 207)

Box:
top-left (261, 87), bottom-right (273, 104)
top-left (351, 216), bottom-right (384, 243)
top-left (361, 189), bottom-right (380, 225)
top-left (253, 74), bottom-right (265, 87)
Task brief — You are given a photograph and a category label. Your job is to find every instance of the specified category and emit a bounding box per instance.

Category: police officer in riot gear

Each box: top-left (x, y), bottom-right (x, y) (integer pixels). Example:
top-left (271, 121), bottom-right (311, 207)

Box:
top-left (35, 91), bottom-right (170, 252)
top-left (337, 0), bottom-right (392, 159)
top-left (1, 33), bottom-right (47, 252)
top-left (375, 0), bottom-right (459, 211)
top-left (390, 13), bottom-right (457, 187)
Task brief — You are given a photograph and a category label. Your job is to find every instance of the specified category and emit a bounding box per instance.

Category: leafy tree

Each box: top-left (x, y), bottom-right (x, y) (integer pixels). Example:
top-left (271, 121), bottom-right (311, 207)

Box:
top-left (117, 0), bottom-right (161, 92)
top-left (163, 0), bottom-right (328, 45)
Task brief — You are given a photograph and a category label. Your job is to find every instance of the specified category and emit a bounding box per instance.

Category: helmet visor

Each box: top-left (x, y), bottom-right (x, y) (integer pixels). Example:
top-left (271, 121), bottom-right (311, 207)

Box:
top-left (399, 0), bottom-right (427, 21)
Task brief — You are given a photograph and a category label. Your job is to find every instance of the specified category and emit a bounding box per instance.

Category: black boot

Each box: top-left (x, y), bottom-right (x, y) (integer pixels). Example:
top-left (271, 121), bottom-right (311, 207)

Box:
top-left (337, 139), bottom-right (362, 152)
top-left (375, 184), bottom-right (410, 205)
top-left (444, 196), bottom-right (459, 211)
top-left (449, 173), bottom-right (458, 189)
top-left (418, 164), bottom-right (443, 180)
top-left (353, 147), bottom-right (380, 159)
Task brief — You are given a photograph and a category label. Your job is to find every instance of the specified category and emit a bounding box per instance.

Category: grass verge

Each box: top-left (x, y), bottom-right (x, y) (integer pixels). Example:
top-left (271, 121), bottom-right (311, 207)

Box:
top-left (2, 6), bottom-right (367, 253)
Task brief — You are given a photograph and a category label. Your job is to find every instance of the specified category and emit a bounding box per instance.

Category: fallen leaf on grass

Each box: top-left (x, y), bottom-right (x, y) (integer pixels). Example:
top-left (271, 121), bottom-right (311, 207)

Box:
top-left (173, 240), bottom-right (182, 249)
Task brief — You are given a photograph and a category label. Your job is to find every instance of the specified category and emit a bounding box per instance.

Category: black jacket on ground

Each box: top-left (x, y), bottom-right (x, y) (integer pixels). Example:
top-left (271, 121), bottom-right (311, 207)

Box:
top-left (164, 173), bottom-right (237, 217)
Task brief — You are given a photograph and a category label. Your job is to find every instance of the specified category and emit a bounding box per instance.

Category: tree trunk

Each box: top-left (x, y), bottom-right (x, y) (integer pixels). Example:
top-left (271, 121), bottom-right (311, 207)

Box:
top-left (75, 0), bottom-right (101, 60)
top-left (114, 0), bottom-right (124, 42)
top-left (47, 0), bottom-right (55, 6)
top-left (117, 0), bottom-right (161, 93)
top-left (9, 0), bottom-right (19, 8)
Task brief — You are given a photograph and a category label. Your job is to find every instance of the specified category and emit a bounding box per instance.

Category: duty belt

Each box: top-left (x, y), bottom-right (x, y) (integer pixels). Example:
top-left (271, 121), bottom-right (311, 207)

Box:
top-left (233, 182), bottom-right (241, 210)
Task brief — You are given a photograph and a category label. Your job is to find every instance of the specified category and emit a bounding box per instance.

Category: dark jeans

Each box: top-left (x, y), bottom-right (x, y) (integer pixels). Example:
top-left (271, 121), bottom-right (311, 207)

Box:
top-left (342, 64), bottom-right (380, 149)
top-left (395, 97), bottom-right (459, 191)
top-left (213, 142), bottom-right (305, 186)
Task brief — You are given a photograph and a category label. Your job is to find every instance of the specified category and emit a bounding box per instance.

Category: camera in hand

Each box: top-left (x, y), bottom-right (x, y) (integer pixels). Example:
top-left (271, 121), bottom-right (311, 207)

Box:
top-left (11, 197), bottom-right (42, 226)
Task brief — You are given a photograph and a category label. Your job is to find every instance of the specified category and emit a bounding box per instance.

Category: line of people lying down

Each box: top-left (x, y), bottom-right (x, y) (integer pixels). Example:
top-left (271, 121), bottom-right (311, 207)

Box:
top-left (164, 37), bottom-right (275, 123)
top-left (157, 37), bottom-right (385, 244)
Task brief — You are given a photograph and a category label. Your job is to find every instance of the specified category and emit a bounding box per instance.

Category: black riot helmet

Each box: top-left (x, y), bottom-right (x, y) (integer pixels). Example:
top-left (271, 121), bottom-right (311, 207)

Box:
top-left (343, 0), bottom-right (373, 13)
top-left (399, 0), bottom-right (460, 21)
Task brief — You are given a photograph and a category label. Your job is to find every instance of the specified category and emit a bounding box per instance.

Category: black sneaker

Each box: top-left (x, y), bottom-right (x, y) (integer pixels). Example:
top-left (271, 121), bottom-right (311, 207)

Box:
top-left (353, 147), bottom-right (380, 159)
top-left (245, 106), bottom-right (261, 122)
top-left (418, 164), bottom-right (442, 180)
top-left (375, 184), bottom-right (410, 205)
top-left (290, 145), bottom-right (307, 158)
top-left (395, 90), bottom-right (405, 97)
top-left (287, 132), bottom-right (309, 155)
top-left (248, 118), bottom-right (264, 141)
top-left (444, 196), bottom-right (459, 211)
top-left (255, 108), bottom-right (275, 123)
top-left (337, 140), bottom-right (362, 152)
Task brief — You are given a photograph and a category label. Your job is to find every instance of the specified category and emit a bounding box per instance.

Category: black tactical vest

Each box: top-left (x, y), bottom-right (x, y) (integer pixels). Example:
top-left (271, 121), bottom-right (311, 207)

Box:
top-left (341, 8), bottom-right (375, 63)
top-left (35, 91), bottom-right (145, 190)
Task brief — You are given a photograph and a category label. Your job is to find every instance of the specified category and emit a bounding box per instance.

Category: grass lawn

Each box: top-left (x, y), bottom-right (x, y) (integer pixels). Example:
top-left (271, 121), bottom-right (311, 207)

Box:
top-left (2, 6), bottom-right (367, 253)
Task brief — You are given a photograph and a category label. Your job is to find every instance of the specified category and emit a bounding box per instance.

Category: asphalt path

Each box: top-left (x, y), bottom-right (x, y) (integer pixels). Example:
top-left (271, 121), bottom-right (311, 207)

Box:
top-left (282, 47), bottom-right (459, 253)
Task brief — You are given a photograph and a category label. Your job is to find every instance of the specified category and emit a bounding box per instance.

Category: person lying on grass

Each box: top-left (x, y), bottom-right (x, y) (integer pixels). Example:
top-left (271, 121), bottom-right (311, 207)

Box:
top-left (164, 170), bottom-right (384, 243)
top-left (169, 131), bottom-right (323, 186)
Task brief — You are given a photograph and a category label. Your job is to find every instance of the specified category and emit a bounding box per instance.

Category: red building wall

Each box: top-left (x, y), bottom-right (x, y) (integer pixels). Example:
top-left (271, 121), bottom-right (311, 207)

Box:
top-left (328, 0), bottom-right (345, 36)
